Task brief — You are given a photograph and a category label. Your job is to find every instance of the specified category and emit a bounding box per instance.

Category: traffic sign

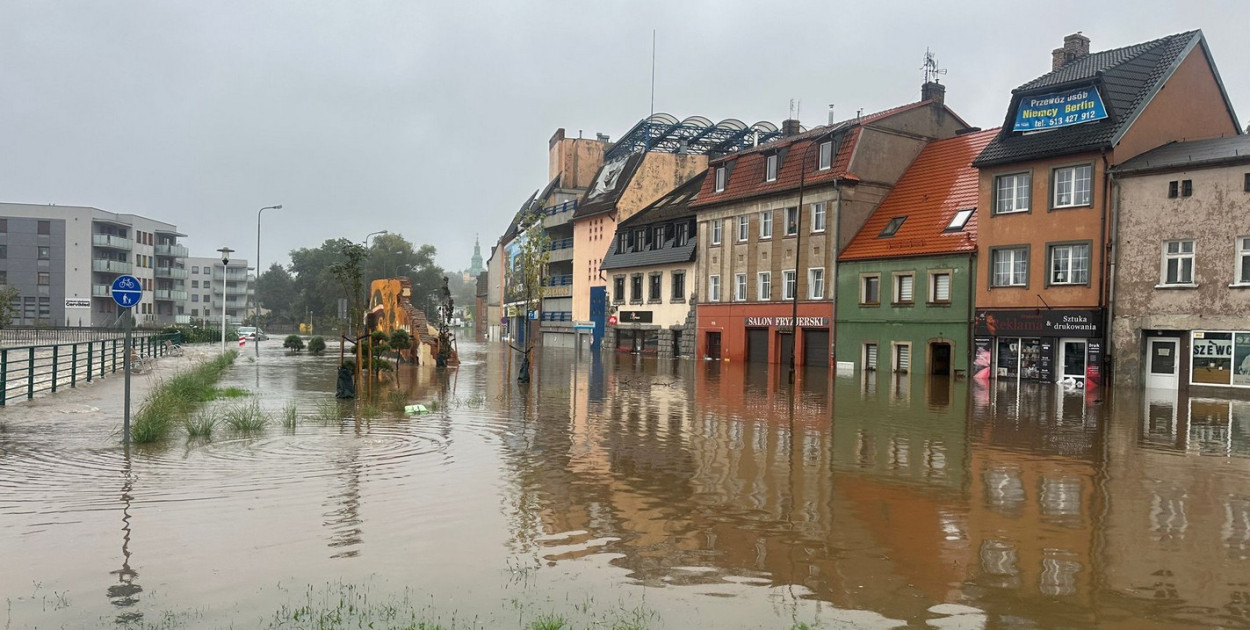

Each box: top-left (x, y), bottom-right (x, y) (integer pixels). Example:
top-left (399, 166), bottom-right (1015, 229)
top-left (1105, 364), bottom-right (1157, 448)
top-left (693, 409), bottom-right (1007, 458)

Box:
top-left (111, 275), bottom-right (142, 308)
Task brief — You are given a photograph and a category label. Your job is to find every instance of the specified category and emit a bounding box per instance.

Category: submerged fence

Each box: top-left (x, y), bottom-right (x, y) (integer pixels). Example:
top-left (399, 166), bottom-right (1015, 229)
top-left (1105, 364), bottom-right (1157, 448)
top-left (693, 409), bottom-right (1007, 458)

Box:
top-left (0, 331), bottom-right (180, 406)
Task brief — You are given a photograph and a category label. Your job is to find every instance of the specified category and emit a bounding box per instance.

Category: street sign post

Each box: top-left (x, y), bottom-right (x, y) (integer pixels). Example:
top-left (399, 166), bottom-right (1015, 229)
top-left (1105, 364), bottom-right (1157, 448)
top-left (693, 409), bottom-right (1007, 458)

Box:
top-left (111, 275), bottom-right (143, 445)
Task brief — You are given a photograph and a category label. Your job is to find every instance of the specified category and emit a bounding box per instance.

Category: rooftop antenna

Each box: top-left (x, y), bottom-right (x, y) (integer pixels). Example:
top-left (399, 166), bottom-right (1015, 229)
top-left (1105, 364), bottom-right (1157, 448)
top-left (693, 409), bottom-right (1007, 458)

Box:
top-left (922, 47), bottom-right (947, 83)
top-left (789, 98), bottom-right (795, 120)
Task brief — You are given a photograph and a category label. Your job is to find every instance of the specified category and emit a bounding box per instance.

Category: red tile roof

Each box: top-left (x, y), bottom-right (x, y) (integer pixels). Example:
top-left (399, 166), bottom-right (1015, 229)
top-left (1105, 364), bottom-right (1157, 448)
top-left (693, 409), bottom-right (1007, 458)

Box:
top-left (690, 99), bottom-right (965, 208)
top-left (839, 128), bottom-right (999, 261)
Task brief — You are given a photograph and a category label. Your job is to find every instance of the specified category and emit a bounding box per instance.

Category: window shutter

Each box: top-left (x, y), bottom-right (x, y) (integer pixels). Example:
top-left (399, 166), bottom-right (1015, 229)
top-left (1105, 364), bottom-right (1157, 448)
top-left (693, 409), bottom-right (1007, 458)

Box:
top-left (899, 276), bottom-right (914, 302)
top-left (866, 345), bottom-right (878, 370)
top-left (896, 345), bottom-right (910, 373)
top-left (934, 274), bottom-right (950, 301)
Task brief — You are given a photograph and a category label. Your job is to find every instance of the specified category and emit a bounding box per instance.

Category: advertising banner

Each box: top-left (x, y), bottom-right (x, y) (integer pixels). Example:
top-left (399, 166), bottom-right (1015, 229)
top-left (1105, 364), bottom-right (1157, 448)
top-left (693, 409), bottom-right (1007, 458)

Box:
top-left (1013, 87), bottom-right (1108, 132)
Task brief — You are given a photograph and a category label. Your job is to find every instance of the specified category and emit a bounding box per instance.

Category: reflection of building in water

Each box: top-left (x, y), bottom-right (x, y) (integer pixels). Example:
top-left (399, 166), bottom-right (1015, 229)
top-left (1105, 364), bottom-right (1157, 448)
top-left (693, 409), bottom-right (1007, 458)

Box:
top-left (1101, 387), bottom-right (1250, 627)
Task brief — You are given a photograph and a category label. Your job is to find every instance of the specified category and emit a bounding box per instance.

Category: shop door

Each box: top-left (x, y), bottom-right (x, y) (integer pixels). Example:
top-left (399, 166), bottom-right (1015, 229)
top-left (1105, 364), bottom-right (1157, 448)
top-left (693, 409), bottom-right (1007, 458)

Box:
top-left (804, 330), bottom-right (829, 367)
top-left (1146, 337), bottom-right (1179, 390)
top-left (705, 332), bottom-right (721, 361)
top-left (929, 342), bottom-right (951, 375)
top-left (779, 332), bottom-right (794, 367)
top-left (746, 328), bottom-right (770, 363)
top-left (1061, 339), bottom-right (1087, 385)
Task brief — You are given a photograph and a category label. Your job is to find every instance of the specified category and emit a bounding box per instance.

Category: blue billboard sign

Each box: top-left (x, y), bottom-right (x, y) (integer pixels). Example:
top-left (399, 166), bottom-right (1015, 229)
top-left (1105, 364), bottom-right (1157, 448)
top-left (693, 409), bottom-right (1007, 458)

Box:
top-left (1013, 87), bottom-right (1108, 132)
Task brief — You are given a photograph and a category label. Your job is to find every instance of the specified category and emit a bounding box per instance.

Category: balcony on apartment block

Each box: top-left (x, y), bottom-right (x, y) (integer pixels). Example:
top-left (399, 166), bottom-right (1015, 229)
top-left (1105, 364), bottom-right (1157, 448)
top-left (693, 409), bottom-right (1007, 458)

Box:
top-left (542, 274), bottom-right (573, 298)
top-left (155, 266), bottom-right (189, 279)
top-left (544, 237), bottom-right (574, 263)
top-left (155, 243), bottom-right (189, 257)
top-left (92, 234), bottom-right (134, 250)
top-left (541, 200), bottom-right (578, 229)
top-left (92, 259), bottom-right (132, 274)
top-left (92, 284), bottom-right (111, 297)
top-left (154, 289), bottom-right (190, 301)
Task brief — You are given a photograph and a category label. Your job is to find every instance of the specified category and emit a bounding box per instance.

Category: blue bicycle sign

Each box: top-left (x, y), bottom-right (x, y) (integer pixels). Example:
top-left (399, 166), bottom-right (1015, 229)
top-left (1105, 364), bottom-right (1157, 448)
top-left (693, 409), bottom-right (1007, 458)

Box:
top-left (111, 275), bottom-right (143, 308)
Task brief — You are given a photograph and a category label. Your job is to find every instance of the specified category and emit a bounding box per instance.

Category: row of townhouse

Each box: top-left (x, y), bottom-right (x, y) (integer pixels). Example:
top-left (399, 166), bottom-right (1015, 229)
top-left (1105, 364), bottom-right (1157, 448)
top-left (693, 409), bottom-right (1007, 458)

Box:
top-left (486, 30), bottom-right (1250, 393)
top-left (0, 202), bottom-right (253, 328)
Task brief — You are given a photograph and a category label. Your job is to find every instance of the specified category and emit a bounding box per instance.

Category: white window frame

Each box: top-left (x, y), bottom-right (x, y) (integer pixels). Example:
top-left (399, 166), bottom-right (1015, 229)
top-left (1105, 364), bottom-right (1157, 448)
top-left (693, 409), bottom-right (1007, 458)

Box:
top-left (808, 268), bottom-right (824, 299)
top-left (734, 273), bottom-right (747, 301)
top-left (818, 141), bottom-right (832, 171)
top-left (1161, 239), bottom-right (1195, 286)
top-left (893, 342), bottom-right (911, 374)
top-left (860, 274), bottom-right (880, 305)
top-left (893, 272), bottom-right (915, 304)
top-left (758, 271), bottom-right (771, 300)
top-left (994, 172), bottom-right (1031, 215)
top-left (945, 208), bottom-right (973, 232)
top-left (737, 215), bottom-right (749, 242)
top-left (782, 269), bottom-right (797, 300)
top-left (811, 202), bottom-right (826, 233)
top-left (711, 219), bottom-right (722, 245)
top-left (1048, 242), bottom-right (1090, 285)
top-left (714, 166), bottom-right (726, 192)
top-left (1052, 164), bottom-right (1092, 208)
top-left (864, 343), bottom-right (878, 371)
top-left (785, 207), bottom-right (799, 236)
top-left (708, 275), bottom-right (721, 302)
top-left (1237, 236), bottom-right (1250, 285)
top-left (759, 210), bottom-right (773, 239)
top-left (991, 246), bottom-right (1029, 287)
top-left (928, 271), bottom-right (951, 304)
top-left (765, 154), bottom-right (778, 182)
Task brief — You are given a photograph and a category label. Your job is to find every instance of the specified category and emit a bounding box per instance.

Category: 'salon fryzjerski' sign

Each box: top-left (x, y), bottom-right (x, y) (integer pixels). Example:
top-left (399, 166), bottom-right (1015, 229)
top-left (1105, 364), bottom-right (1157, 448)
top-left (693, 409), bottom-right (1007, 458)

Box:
top-left (745, 316), bottom-right (829, 327)
top-left (1013, 87), bottom-right (1108, 132)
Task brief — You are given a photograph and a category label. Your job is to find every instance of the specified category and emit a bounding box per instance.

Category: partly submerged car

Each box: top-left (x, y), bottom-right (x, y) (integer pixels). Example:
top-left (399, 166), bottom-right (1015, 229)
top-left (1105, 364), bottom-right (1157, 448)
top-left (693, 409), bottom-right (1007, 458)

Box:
top-left (237, 326), bottom-right (269, 341)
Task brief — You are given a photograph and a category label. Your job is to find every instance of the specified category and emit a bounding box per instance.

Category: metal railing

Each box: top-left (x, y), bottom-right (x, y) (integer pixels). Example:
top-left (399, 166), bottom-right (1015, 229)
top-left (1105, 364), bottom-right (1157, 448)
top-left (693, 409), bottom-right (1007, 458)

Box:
top-left (0, 331), bottom-right (180, 406)
top-left (545, 238), bottom-right (574, 251)
top-left (543, 274), bottom-right (573, 287)
top-left (540, 311), bottom-right (572, 322)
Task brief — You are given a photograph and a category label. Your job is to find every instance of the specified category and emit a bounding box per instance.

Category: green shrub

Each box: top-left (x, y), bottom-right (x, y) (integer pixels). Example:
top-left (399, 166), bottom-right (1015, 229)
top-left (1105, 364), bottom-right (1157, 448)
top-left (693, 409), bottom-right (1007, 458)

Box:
top-left (308, 336), bottom-right (327, 355)
top-left (284, 334), bottom-right (305, 352)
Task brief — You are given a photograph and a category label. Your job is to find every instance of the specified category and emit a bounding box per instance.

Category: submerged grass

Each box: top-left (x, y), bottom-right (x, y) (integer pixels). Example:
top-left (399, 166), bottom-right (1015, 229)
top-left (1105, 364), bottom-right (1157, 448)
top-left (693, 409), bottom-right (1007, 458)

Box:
top-left (224, 400), bottom-right (268, 433)
top-left (132, 351), bottom-right (238, 443)
top-left (281, 402), bottom-right (298, 429)
top-left (313, 400), bottom-right (342, 425)
top-left (183, 409), bottom-right (218, 438)
top-left (385, 389), bottom-right (409, 413)
top-left (215, 386), bottom-right (251, 399)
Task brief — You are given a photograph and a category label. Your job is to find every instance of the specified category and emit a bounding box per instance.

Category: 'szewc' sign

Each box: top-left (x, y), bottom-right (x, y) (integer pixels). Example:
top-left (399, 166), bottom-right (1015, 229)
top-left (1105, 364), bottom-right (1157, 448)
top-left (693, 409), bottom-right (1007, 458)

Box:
top-left (745, 316), bottom-right (829, 327)
top-left (1013, 87), bottom-right (1108, 132)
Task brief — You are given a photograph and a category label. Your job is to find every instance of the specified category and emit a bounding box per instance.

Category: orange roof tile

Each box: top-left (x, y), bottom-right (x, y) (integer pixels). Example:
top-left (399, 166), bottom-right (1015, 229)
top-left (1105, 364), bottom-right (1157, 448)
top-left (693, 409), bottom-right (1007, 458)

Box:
top-left (839, 128), bottom-right (999, 261)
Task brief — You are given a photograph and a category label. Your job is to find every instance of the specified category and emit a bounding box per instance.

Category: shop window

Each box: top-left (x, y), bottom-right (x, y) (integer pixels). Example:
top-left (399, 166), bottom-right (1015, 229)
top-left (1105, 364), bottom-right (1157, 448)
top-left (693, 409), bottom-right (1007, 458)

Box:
top-left (734, 273), bottom-right (746, 301)
top-left (860, 275), bottom-right (880, 305)
top-left (818, 141), bottom-right (832, 171)
top-left (711, 219), bottom-right (722, 245)
top-left (782, 270), bottom-right (797, 300)
top-left (1048, 242), bottom-right (1090, 285)
top-left (994, 172), bottom-right (1031, 214)
top-left (758, 271), bottom-right (771, 300)
top-left (996, 337), bottom-right (1042, 379)
top-left (759, 211), bottom-right (773, 239)
top-left (811, 202), bottom-right (826, 232)
top-left (670, 271), bottom-right (685, 302)
top-left (929, 271), bottom-right (951, 303)
top-left (1190, 331), bottom-right (1245, 386)
top-left (892, 273), bottom-right (914, 304)
top-left (808, 268), bottom-right (824, 299)
top-left (737, 215), bottom-right (749, 242)
top-left (1162, 240), bottom-right (1195, 285)
top-left (1052, 164), bottom-right (1092, 208)
top-left (630, 273), bottom-right (643, 304)
top-left (648, 272), bottom-right (662, 302)
top-left (708, 275), bottom-right (721, 302)
top-left (1238, 236), bottom-right (1250, 284)
top-left (991, 246), bottom-right (1029, 287)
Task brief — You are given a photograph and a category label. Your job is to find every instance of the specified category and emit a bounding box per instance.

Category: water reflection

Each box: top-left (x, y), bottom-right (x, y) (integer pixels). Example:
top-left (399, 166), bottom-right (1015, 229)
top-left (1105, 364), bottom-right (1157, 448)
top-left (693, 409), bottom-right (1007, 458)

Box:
top-left (108, 447), bottom-right (142, 625)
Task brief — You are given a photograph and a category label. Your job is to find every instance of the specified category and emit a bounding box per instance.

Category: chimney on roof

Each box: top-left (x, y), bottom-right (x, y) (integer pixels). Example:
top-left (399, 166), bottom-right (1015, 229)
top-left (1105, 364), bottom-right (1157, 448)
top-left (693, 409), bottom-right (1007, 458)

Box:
top-left (596, 132), bottom-right (610, 143)
top-left (921, 81), bottom-right (946, 104)
top-left (781, 119), bottom-right (801, 137)
top-left (549, 128), bottom-right (566, 149)
top-left (1052, 32), bottom-right (1091, 71)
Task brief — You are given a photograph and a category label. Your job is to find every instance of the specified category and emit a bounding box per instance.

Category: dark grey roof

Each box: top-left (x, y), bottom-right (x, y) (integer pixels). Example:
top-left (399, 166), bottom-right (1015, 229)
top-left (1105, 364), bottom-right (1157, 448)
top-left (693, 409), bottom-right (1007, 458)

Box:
top-left (974, 31), bottom-right (1230, 167)
top-left (599, 241), bottom-right (695, 271)
top-left (1113, 135), bottom-right (1250, 174)
top-left (502, 190), bottom-right (538, 242)
top-left (619, 171), bottom-right (705, 228)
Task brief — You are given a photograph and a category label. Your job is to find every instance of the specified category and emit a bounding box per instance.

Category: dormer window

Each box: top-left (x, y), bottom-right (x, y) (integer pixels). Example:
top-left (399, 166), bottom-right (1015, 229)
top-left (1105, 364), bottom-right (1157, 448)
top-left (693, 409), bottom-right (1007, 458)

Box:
top-left (714, 166), bottom-right (727, 192)
top-left (765, 154), bottom-right (778, 182)
top-left (878, 216), bottom-right (906, 238)
top-left (818, 141), bottom-right (832, 171)
top-left (945, 208), bottom-right (974, 232)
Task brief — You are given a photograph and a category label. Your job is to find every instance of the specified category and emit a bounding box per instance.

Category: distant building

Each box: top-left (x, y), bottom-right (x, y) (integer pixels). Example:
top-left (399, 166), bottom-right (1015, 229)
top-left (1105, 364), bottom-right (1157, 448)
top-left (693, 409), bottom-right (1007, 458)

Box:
top-left (468, 234), bottom-right (485, 277)
top-left (0, 202), bottom-right (187, 327)
top-left (1110, 136), bottom-right (1250, 392)
top-left (971, 31), bottom-right (1240, 388)
top-left (184, 255), bottom-right (253, 326)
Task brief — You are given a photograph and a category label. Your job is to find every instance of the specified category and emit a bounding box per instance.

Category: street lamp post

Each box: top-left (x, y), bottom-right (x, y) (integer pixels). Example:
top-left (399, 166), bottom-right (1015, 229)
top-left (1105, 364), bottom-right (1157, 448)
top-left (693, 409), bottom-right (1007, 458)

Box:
top-left (217, 247), bottom-right (234, 354)
top-left (790, 127), bottom-right (841, 385)
top-left (364, 230), bottom-right (387, 250)
top-left (255, 204), bottom-right (282, 357)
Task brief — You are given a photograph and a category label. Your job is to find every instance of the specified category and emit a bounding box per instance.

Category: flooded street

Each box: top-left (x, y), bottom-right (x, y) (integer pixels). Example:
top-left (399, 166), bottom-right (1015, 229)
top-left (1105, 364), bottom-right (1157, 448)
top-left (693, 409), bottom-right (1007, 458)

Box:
top-left (2, 340), bottom-right (1249, 629)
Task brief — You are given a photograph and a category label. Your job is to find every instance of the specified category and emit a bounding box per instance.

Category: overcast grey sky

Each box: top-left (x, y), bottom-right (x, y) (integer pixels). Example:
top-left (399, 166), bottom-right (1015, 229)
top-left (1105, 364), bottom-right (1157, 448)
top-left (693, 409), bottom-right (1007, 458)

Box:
top-left (2, 1), bottom-right (1246, 272)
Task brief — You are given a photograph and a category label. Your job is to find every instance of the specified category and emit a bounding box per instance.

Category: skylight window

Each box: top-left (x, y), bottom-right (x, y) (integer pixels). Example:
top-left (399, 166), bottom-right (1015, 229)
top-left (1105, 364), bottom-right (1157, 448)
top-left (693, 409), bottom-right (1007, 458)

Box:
top-left (878, 216), bottom-right (906, 238)
top-left (945, 208), bottom-right (974, 232)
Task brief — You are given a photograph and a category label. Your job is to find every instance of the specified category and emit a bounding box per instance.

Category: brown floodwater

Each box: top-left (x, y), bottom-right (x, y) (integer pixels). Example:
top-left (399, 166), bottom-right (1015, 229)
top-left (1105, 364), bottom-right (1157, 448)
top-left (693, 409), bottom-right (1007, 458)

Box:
top-left (1, 340), bottom-right (1248, 629)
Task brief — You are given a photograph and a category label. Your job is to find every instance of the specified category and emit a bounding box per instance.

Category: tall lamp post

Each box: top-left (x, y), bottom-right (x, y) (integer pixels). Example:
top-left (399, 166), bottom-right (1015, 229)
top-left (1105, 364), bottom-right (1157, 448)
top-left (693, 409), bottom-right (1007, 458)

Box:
top-left (364, 230), bottom-right (387, 250)
top-left (255, 204), bottom-right (282, 357)
top-left (790, 127), bottom-right (841, 385)
top-left (217, 247), bottom-right (234, 354)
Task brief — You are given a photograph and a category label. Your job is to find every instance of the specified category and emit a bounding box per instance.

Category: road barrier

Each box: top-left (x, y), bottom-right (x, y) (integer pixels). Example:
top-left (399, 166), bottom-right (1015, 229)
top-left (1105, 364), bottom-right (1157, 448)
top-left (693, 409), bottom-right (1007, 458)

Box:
top-left (0, 331), bottom-right (180, 406)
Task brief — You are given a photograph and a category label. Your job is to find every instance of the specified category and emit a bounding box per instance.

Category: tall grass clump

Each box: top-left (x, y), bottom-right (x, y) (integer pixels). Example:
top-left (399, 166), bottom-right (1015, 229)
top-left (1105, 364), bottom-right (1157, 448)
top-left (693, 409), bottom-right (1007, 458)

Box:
top-left (183, 409), bottom-right (219, 438)
top-left (225, 400), bottom-right (268, 433)
top-left (132, 351), bottom-right (238, 443)
top-left (385, 389), bottom-right (408, 414)
top-left (281, 402), bottom-right (298, 429)
top-left (314, 399), bottom-right (343, 425)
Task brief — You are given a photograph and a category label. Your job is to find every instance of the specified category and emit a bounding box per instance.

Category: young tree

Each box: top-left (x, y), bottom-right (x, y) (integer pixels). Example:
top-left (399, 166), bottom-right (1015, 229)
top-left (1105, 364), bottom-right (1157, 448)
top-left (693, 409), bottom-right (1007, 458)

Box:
top-left (328, 241), bottom-right (367, 337)
top-left (505, 205), bottom-right (550, 383)
top-left (0, 286), bottom-right (18, 329)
